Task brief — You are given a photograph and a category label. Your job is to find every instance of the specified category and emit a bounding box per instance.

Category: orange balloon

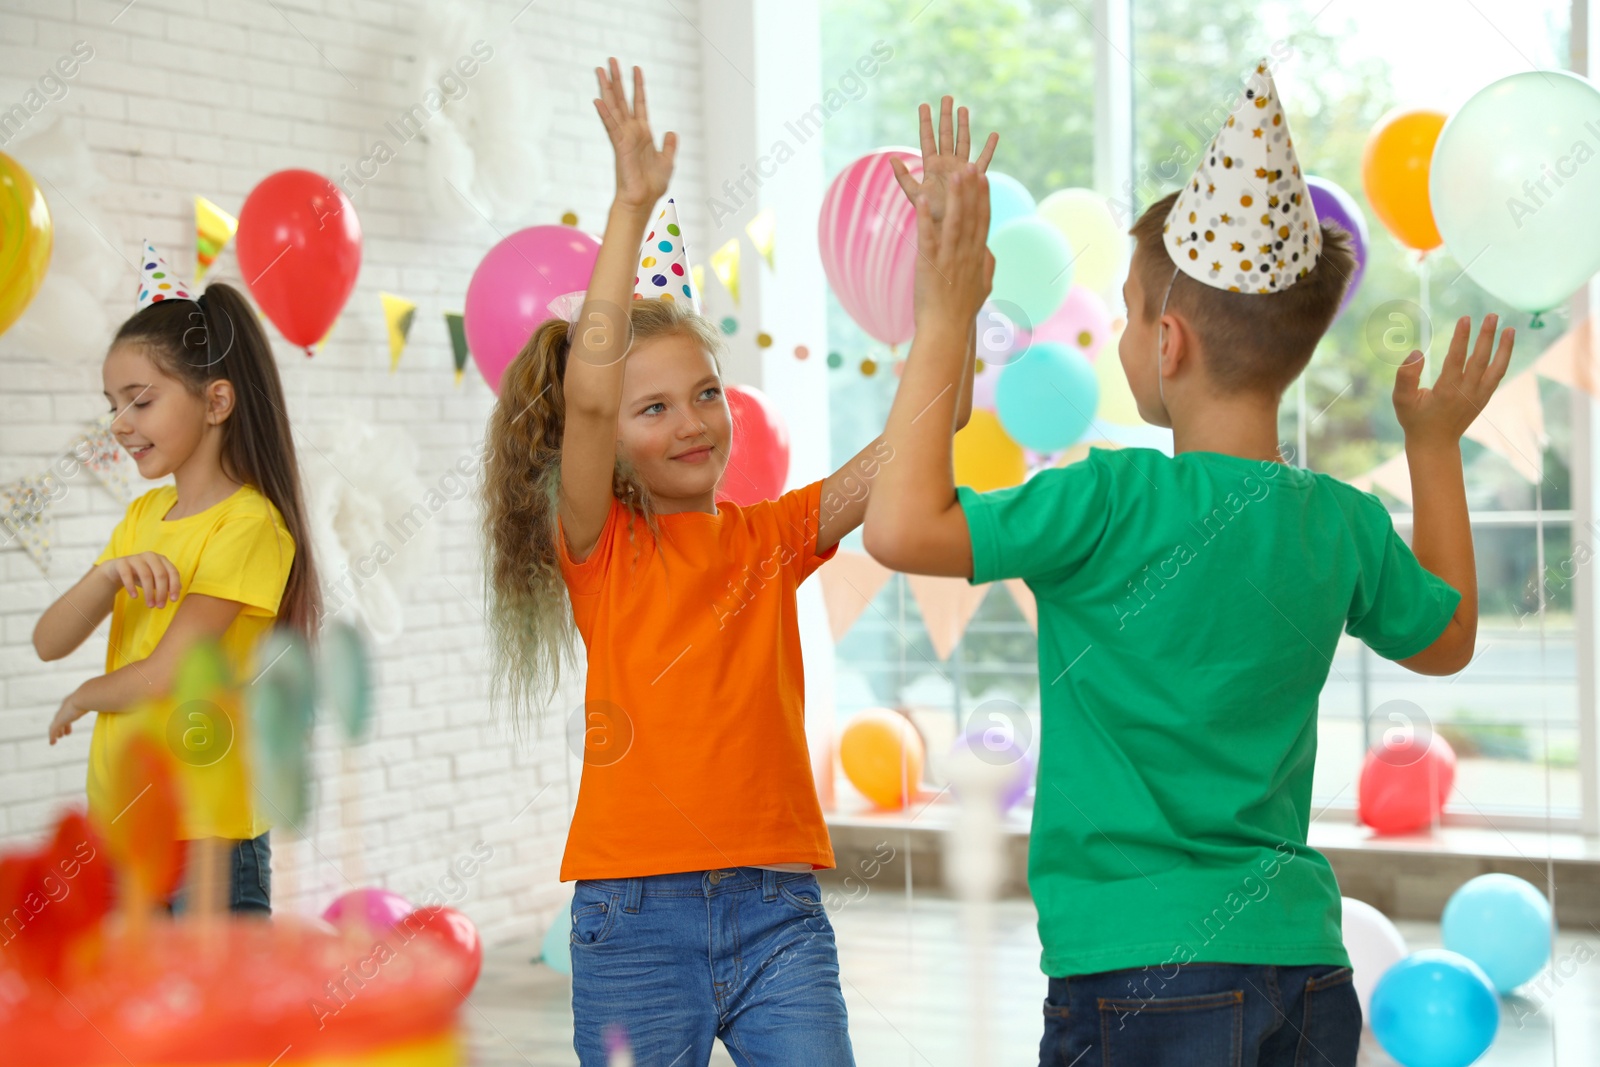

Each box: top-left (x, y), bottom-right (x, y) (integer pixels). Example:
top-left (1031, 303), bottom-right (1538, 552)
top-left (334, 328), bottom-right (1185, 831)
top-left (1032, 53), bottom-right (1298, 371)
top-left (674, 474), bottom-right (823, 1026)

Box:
top-left (839, 707), bottom-right (924, 810)
top-left (1361, 108), bottom-right (1447, 252)
top-left (954, 409), bottom-right (1026, 492)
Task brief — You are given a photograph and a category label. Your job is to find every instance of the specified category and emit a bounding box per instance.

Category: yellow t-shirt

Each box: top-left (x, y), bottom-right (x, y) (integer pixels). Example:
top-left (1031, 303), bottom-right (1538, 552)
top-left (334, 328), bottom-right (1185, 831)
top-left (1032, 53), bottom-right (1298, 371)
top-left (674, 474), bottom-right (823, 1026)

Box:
top-left (90, 483), bottom-right (295, 840)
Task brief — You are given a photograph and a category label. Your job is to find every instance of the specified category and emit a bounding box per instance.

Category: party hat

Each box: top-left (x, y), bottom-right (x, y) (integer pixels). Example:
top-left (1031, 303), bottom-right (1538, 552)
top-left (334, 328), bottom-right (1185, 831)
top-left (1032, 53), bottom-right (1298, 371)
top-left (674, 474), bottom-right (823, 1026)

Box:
top-left (634, 197), bottom-right (699, 309)
top-left (136, 241), bottom-right (197, 310)
top-left (548, 197), bottom-right (702, 324)
top-left (1163, 60), bottom-right (1321, 293)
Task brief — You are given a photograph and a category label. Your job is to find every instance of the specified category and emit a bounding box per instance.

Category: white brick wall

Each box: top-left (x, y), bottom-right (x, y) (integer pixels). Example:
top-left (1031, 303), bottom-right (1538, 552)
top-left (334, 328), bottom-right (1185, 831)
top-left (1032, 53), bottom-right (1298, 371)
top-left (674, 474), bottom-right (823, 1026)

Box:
top-left (0, 0), bottom-right (708, 948)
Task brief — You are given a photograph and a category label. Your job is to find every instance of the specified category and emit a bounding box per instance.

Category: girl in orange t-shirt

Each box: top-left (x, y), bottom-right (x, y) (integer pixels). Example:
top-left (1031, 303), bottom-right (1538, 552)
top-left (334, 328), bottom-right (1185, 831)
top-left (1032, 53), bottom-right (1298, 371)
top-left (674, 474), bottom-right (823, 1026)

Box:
top-left (480, 60), bottom-right (990, 1066)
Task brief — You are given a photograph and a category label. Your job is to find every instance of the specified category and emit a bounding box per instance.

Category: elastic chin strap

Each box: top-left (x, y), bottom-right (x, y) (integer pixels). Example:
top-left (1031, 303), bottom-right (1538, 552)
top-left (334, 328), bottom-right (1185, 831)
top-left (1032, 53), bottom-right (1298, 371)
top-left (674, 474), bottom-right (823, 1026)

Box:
top-left (1155, 264), bottom-right (1181, 409)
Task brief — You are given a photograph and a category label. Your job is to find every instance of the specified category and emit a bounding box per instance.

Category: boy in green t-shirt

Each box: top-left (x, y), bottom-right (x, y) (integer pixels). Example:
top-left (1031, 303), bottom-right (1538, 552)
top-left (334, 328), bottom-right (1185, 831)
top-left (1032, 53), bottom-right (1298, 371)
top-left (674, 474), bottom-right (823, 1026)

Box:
top-left (865, 60), bottom-right (1514, 1066)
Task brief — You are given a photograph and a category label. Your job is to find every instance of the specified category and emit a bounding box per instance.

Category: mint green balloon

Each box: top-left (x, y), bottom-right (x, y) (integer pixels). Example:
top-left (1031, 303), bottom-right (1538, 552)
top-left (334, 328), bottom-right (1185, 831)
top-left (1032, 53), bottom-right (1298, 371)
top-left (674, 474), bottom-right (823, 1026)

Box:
top-left (1430, 70), bottom-right (1600, 316)
top-left (989, 217), bottom-right (1074, 326)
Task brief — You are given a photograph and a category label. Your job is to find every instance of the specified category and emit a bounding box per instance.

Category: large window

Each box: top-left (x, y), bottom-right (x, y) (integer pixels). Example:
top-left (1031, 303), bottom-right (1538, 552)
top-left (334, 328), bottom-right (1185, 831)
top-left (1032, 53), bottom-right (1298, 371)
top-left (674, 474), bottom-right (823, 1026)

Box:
top-left (821, 0), bottom-right (1591, 828)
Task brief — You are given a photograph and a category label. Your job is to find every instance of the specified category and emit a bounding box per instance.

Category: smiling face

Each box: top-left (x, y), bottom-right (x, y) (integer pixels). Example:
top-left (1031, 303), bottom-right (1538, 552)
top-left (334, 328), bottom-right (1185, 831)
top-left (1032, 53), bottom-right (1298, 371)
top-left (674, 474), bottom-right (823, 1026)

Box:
top-left (102, 342), bottom-right (219, 481)
top-left (615, 331), bottom-right (730, 510)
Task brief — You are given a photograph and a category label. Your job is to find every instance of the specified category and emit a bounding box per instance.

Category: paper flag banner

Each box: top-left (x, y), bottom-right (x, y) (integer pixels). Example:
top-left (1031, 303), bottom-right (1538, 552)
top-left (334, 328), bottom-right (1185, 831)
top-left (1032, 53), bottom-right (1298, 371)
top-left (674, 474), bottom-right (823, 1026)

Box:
top-left (1532, 319), bottom-right (1596, 397)
top-left (194, 197), bottom-right (238, 281)
top-left (745, 208), bottom-right (776, 270)
top-left (379, 293), bottom-right (417, 372)
top-left (1004, 578), bottom-right (1037, 631)
top-left (1464, 369), bottom-right (1545, 484)
top-left (710, 237), bottom-right (741, 305)
top-left (74, 413), bottom-right (134, 505)
top-left (444, 311), bottom-right (470, 385)
top-left (818, 550), bottom-right (895, 641)
top-left (1350, 450), bottom-right (1413, 508)
top-left (1, 473), bottom-right (60, 573)
top-left (906, 573), bottom-right (993, 660)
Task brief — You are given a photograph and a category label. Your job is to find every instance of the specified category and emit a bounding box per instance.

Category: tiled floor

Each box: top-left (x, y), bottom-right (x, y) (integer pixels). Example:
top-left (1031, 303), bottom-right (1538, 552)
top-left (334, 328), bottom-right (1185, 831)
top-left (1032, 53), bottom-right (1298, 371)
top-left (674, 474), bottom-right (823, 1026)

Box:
top-left (464, 892), bottom-right (1600, 1066)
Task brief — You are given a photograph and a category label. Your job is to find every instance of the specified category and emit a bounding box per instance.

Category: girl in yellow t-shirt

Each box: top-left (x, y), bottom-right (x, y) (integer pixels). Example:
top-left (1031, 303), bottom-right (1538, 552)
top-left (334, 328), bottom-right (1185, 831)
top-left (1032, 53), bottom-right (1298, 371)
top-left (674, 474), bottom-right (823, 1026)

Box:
top-left (32, 253), bottom-right (320, 916)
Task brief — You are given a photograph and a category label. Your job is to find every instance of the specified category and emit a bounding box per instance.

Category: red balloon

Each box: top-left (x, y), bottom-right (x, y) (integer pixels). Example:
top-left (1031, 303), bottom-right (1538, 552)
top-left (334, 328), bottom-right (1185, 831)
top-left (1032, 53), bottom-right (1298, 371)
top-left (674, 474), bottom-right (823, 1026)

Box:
top-left (398, 905), bottom-right (482, 995)
top-left (716, 384), bottom-right (790, 507)
top-left (1358, 732), bottom-right (1456, 835)
top-left (236, 169), bottom-right (362, 353)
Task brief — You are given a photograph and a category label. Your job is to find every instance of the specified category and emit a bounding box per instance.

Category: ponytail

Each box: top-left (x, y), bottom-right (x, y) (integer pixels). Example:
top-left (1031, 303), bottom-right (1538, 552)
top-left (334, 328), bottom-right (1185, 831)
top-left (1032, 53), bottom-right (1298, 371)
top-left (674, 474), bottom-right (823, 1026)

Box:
top-left (112, 283), bottom-right (322, 641)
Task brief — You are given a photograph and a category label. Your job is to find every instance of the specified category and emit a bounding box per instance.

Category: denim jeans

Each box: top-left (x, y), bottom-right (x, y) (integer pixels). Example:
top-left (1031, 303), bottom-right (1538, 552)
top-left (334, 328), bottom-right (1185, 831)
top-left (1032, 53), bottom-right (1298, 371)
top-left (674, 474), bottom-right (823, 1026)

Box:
top-left (1039, 962), bottom-right (1361, 1067)
top-left (167, 833), bottom-right (272, 916)
top-left (570, 867), bottom-right (855, 1067)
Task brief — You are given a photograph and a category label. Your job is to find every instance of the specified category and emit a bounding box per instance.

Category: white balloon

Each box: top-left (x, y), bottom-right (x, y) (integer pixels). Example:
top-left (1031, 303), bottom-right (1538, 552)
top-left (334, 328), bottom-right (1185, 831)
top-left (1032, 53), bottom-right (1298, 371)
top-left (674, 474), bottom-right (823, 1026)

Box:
top-left (1341, 896), bottom-right (1408, 1022)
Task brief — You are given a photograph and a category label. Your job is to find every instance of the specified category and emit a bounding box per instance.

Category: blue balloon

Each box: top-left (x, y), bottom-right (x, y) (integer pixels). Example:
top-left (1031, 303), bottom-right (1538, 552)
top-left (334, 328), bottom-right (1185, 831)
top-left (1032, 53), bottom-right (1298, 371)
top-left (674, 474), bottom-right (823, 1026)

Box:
top-left (987, 172), bottom-right (1037, 229)
top-left (989, 218), bottom-right (1075, 327)
top-left (1370, 950), bottom-right (1498, 1067)
top-left (994, 342), bottom-right (1099, 452)
top-left (1442, 874), bottom-right (1553, 993)
top-left (540, 894), bottom-right (572, 975)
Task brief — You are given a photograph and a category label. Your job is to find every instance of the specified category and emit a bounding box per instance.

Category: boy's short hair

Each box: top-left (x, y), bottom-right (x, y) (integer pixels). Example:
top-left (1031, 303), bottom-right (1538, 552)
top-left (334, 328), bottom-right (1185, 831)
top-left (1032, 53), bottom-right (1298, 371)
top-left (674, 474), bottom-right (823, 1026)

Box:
top-left (1129, 190), bottom-right (1357, 396)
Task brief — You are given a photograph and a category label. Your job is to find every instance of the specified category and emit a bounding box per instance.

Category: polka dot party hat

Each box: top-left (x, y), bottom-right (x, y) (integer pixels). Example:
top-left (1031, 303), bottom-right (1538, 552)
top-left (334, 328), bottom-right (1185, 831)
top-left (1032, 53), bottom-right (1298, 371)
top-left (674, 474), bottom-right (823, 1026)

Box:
top-left (135, 240), bottom-right (197, 311)
top-left (1162, 60), bottom-right (1321, 293)
top-left (634, 197), bottom-right (699, 311)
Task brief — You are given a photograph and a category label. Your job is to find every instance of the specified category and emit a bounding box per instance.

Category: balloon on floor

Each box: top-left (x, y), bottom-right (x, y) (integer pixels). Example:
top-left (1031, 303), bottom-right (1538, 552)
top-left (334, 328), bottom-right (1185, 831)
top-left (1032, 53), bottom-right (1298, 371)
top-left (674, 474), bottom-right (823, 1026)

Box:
top-left (1441, 873), bottom-right (1553, 994)
top-left (1340, 896), bottom-right (1408, 1019)
top-left (1369, 949), bottom-right (1498, 1067)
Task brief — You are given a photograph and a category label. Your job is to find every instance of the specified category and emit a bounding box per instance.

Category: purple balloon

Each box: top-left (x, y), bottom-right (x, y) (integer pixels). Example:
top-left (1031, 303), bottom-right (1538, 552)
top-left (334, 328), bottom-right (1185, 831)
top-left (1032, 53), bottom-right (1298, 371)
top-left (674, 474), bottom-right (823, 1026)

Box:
top-left (323, 887), bottom-right (413, 933)
top-left (1306, 175), bottom-right (1369, 315)
top-left (951, 730), bottom-right (1037, 813)
top-left (464, 225), bottom-right (601, 394)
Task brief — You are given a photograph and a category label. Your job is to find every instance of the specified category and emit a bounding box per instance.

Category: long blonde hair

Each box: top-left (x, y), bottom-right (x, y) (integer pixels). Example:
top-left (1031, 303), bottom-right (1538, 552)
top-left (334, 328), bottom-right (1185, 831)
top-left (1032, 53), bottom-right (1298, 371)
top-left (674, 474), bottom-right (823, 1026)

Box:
top-left (481, 298), bottom-right (725, 733)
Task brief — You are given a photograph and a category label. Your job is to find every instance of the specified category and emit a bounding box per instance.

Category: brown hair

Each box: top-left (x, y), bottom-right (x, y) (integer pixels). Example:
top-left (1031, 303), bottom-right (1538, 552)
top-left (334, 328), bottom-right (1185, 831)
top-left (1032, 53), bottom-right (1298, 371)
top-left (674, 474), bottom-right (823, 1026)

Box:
top-left (481, 298), bottom-right (724, 732)
top-left (112, 283), bottom-right (321, 640)
top-left (1129, 190), bottom-right (1357, 395)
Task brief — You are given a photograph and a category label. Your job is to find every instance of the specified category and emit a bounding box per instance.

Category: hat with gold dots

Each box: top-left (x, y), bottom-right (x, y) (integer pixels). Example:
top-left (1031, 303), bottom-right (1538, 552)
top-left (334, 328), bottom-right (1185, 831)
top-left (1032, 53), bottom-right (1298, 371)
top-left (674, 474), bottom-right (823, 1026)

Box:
top-left (136, 240), bottom-right (197, 310)
top-left (1163, 60), bottom-right (1321, 293)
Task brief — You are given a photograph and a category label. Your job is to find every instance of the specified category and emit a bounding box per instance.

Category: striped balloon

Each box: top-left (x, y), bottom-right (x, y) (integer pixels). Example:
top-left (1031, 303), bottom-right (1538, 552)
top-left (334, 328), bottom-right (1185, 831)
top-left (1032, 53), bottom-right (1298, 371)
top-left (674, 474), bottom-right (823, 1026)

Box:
top-left (0, 151), bottom-right (52, 338)
top-left (818, 147), bottom-right (923, 347)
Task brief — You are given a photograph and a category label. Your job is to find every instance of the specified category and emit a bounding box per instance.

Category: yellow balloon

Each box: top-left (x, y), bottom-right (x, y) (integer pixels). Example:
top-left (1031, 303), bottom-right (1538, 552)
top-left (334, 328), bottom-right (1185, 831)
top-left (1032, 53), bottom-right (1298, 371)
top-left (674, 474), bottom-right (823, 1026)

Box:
top-left (1036, 188), bottom-right (1129, 296)
top-left (954, 408), bottom-right (1026, 491)
top-left (1361, 108), bottom-right (1446, 253)
top-left (0, 151), bottom-right (52, 337)
top-left (1094, 325), bottom-right (1145, 426)
top-left (839, 707), bottom-right (924, 810)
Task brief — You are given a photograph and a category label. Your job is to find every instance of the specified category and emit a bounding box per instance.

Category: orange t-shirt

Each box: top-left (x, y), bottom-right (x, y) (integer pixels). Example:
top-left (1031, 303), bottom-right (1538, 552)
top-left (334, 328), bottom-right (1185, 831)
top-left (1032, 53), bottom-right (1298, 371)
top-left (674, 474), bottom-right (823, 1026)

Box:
top-left (556, 480), bottom-right (839, 880)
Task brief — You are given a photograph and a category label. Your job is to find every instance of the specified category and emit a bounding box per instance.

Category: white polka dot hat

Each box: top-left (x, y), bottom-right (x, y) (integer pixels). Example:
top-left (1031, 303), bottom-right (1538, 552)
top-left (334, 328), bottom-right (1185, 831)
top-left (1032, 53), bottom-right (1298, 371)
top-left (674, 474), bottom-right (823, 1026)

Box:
top-left (136, 240), bottom-right (197, 311)
top-left (1163, 60), bottom-right (1322, 293)
top-left (633, 197), bottom-right (699, 310)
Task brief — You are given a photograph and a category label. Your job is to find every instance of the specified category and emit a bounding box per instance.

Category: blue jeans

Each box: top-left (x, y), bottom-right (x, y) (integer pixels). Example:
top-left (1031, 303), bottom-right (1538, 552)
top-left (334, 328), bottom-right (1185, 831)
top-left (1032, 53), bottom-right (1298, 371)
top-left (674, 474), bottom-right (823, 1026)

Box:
top-left (167, 833), bottom-right (272, 916)
top-left (570, 868), bottom-right (855, 1067)
top-left (1039, 962), bottom-right (1361, 1066)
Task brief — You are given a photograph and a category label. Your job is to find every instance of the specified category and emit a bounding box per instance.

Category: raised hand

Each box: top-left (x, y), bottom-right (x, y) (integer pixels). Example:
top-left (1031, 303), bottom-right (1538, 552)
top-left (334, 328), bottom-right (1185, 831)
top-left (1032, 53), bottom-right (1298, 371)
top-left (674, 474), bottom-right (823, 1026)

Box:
top-left (1393, 315), bottom-right (1515, 446)
top-left (593, 58), bottom-right (677, 211)
top-left (913, 166), bottom-right (995, 328)
top-left (891, 96), bottom-right (999, 223)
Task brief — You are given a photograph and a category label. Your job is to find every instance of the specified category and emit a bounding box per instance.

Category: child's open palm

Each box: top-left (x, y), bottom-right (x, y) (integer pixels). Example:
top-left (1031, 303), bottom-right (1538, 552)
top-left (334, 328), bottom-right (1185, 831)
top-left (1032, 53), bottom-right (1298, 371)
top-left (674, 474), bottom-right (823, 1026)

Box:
top-left (594, 58), bottom-right (676, 211)
top-left (891, 96), bottom-right (999, 223)
top-left (1392, 315), bottom-right (1515, 446)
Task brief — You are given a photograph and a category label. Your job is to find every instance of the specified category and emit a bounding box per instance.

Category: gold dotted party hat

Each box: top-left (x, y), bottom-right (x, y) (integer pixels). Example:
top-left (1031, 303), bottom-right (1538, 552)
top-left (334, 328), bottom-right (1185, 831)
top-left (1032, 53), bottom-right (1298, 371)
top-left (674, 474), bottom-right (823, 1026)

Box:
top-left (1163, 60), bottom-right (1321, 293)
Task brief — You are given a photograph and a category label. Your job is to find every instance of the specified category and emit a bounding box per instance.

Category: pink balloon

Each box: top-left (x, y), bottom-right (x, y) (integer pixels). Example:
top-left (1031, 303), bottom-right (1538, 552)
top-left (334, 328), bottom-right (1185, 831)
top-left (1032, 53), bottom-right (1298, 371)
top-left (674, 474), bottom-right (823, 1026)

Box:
top-left (464, 225), bottom-right (601, 393)
top-left (322, 887), bottom-right (413, 933)
top-left (1032, 286), bottom-right (1113, 360)
top-left (819, 148), bottom-right (923, 346)
top-left (716, 385), bottom-right (791, 507)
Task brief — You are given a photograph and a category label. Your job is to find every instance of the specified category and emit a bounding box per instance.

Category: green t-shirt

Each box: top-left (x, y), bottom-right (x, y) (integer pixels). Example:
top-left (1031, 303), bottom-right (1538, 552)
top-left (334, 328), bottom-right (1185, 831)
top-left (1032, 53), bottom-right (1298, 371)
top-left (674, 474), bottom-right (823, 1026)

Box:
top-left (957, 447), bottom-right (1461, 978)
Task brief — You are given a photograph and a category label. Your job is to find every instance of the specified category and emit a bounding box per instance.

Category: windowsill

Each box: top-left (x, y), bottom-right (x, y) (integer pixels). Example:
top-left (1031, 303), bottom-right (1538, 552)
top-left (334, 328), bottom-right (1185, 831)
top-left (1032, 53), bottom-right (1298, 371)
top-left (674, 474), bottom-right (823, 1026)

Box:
top-left (824, 796), bottom-right (1600, 863)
